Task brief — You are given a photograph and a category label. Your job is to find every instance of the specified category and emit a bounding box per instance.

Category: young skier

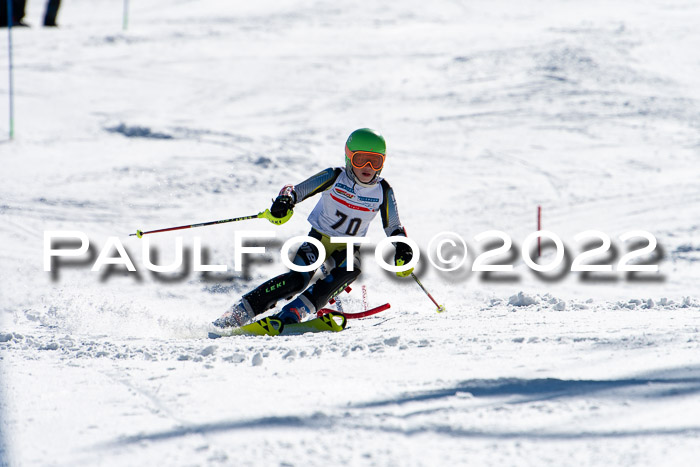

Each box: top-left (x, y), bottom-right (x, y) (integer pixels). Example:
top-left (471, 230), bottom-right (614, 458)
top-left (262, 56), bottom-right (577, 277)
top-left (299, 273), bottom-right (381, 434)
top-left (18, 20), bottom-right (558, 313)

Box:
top-left (212, 128), bottom-right (413, 329)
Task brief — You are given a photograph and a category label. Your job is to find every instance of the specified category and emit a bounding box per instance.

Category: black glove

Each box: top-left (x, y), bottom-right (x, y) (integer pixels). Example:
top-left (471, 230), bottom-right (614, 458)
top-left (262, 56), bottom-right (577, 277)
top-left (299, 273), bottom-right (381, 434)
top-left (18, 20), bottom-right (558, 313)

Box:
top-left (394, 241), bottom-right (414, 277)
top-left (394, 241), bottom-right (413, 264)
top-left (270, 195), bottom-right (294, 219)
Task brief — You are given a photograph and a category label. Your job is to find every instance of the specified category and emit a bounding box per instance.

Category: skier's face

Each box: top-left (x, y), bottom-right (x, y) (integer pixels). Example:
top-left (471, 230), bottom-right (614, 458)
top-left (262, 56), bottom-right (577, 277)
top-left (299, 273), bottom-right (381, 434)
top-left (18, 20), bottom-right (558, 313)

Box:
top-left (353, 165), bottom-right (377, 183)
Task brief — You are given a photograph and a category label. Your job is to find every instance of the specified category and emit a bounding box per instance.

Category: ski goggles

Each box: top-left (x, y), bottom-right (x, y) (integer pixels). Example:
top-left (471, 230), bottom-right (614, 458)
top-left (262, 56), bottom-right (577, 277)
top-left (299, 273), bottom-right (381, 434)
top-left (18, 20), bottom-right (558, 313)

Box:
top-left (345, 147), bottom-right (385, 171)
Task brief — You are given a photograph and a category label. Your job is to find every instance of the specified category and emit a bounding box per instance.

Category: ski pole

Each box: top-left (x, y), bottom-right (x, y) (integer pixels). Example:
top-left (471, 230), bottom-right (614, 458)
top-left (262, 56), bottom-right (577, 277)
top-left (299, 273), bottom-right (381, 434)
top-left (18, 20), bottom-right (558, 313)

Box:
top-left (123, 0), bottom-right (129, 30)
top-left (410, 273), bottom-right (446, 313)
top-left (7, 0), bottom-right (15, 140)
top-left (130, 209), bottom-right (292, 238)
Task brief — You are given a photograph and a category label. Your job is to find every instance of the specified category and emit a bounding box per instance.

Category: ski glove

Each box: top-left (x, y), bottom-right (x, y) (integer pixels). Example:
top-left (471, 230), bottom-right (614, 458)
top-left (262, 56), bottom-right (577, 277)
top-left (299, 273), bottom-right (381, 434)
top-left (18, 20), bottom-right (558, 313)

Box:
top-left (394, 241), bottom-right (414, 278)
top-left (270, 195), bottom-right (294, 219)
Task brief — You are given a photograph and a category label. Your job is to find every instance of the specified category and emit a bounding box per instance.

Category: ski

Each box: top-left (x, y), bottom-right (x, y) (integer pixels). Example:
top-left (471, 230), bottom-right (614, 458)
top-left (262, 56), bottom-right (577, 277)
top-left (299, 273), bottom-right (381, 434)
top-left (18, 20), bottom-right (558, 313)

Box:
top-left (208, 316), bottom-right (283, 338)
top-left (208, 313), bottom-right (346, 338)
top-left (283, 312), bottom-right (347, 335)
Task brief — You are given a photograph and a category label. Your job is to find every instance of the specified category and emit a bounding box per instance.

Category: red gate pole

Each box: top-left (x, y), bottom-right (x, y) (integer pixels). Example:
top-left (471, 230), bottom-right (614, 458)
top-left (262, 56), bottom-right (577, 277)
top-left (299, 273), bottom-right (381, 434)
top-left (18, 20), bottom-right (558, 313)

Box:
top-left (537, 206), bottom-right (542, 257)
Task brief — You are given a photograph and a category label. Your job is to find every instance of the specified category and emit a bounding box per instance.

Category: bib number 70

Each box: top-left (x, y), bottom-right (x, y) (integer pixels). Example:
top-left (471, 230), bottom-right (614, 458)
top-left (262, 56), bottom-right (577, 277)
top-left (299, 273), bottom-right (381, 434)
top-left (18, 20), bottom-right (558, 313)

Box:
top-left (331, 210), bottom-right (362, 235)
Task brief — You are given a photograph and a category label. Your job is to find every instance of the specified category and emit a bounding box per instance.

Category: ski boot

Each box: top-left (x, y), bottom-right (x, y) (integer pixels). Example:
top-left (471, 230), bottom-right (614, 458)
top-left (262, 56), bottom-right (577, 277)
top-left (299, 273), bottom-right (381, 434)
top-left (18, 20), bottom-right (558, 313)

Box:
top-left (273, 296), bottom-right (315, 324)
top-left (213, 300), bottom-right (255, 328)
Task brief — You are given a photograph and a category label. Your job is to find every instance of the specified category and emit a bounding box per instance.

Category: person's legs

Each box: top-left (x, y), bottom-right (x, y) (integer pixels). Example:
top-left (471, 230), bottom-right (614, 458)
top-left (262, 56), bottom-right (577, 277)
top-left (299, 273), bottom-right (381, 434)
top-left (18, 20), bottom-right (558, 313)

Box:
top-left (43, 0), bottom-right (61, 27)
top-left (241, 269), bottom-right (310, 316)
top-left (1, 1), bottom-right (27, 27)
top-left (302, 248), bottom-right (361, 311)
top-left (275, 247), bottom-right (361, 324)
top-left (13, 0), bottom-right (26, 24)
top-left (213, 231), bottom-right (323, 328)
top-left (1, 1), bottom-right (7, 28)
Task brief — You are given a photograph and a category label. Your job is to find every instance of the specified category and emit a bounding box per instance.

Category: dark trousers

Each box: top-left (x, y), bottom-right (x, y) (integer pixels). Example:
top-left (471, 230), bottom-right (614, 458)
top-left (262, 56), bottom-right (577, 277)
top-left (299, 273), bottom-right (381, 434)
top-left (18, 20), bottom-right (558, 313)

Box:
top-left (1, 0), bottom-right (61, 27)
top-left (0, 0), bottom-right (26, 27)
top-left (243, 229), bottom-right (362, 316)
top-left (43, 0), bottom-right (60, 26)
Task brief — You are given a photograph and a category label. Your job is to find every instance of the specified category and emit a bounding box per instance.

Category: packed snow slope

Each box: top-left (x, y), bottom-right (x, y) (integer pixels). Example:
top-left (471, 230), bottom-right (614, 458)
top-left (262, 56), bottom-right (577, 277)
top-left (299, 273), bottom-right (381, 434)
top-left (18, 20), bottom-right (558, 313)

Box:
top-left (1, 0), bottom-right (700, 465)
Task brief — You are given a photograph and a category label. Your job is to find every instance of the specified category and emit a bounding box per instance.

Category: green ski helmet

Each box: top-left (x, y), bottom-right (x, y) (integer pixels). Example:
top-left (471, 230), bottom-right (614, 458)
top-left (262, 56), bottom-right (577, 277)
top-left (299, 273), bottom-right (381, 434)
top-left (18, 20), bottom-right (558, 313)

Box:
top-left (344, 128), bottom-right (386, 185)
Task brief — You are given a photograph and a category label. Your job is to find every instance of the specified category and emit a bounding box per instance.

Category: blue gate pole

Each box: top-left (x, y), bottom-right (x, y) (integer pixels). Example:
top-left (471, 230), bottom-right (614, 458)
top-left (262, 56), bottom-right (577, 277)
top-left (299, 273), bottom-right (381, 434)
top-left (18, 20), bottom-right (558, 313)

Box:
top-left (7, 0), bottom-right (15, 139)
top-left (123, 0), bottom-right (129, 31)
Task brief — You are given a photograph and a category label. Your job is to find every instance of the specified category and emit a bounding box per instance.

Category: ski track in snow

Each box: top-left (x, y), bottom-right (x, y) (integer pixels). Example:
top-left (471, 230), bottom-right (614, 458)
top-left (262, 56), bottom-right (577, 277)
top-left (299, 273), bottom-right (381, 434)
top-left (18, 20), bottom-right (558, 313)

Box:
top-left (2, 0), bottom-right (700, 465)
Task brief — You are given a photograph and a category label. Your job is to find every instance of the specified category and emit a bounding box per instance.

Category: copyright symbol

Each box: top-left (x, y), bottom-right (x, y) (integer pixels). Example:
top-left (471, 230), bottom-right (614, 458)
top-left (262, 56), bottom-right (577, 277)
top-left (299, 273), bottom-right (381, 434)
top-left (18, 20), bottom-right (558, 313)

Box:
top-left (428, 232), bottom-right (468, 272)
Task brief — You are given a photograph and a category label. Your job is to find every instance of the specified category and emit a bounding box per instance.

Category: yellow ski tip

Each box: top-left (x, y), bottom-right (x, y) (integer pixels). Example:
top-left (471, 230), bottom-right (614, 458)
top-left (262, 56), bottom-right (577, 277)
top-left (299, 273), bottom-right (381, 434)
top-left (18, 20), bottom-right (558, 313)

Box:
top-left (437, 305), bottom-right (446, 313)
top-left (136, 229), bottom-right (143, 238)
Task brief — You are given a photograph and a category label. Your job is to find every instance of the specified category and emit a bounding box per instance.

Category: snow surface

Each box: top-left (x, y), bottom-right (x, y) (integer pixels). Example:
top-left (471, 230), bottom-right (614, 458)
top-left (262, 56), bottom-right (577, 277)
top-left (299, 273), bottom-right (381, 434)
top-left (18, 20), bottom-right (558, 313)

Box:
top-left (2, 0), bottom-right (700, 465)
